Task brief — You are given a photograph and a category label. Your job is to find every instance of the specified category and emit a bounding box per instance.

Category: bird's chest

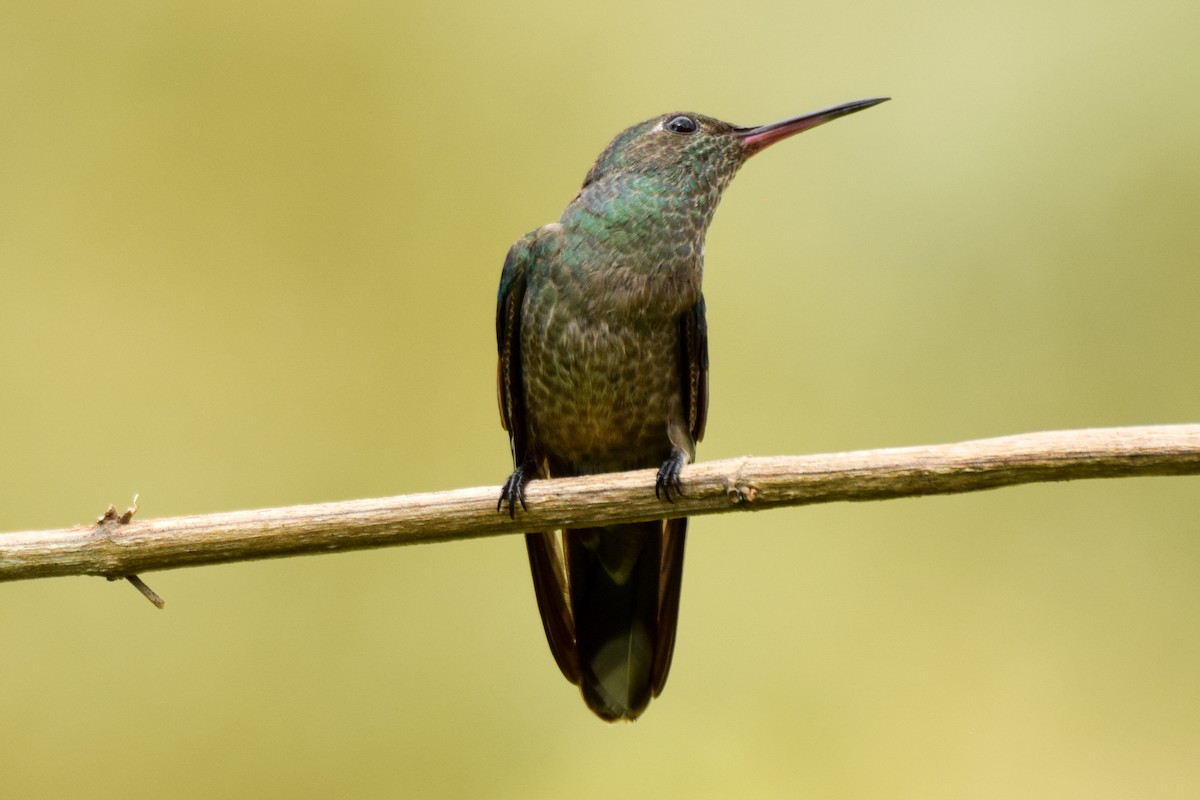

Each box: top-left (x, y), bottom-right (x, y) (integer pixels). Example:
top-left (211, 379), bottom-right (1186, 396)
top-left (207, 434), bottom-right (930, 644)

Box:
top-left (520, 292), bottom-right (682, 472)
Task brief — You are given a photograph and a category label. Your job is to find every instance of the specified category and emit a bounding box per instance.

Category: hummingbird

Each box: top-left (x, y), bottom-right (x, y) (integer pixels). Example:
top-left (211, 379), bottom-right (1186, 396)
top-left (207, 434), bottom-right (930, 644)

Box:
top-left (496, 97), bottom-right (888, 721)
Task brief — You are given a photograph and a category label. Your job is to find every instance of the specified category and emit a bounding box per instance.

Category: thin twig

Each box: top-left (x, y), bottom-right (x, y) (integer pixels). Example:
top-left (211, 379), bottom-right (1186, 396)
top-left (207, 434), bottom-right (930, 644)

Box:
top-left (0, 425), bottom-right (1197, 584)
top-left (110, 575), bottom-right (166, 609)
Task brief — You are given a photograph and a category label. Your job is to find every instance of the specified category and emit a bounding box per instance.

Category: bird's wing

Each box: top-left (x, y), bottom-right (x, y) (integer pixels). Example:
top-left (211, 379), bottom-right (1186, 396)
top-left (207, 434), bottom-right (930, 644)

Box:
top-left (649, 295), bottom-right (708, 696)
top-left (496, 233), bottom-right (533, 462)
top-left (682, 294), bottom-right (710, 443)
top-left (526, 530), bottom-right (581, 684)
top-left (651, 517), bottom-right (687, 697)
top-left (498, 230), bottom-right (583, 685)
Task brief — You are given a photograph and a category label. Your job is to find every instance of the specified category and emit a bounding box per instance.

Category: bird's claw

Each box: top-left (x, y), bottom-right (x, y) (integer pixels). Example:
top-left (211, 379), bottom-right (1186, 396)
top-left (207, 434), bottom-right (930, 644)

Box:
top-left (655, 452), bottom-right (687, 503)
top-left (498, 466), bottom-right (531, 519)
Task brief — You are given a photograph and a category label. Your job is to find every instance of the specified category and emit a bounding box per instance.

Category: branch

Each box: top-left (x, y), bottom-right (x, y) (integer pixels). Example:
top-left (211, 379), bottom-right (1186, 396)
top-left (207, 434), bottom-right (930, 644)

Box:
top-left (2, 425), bottom-right (1197, 584)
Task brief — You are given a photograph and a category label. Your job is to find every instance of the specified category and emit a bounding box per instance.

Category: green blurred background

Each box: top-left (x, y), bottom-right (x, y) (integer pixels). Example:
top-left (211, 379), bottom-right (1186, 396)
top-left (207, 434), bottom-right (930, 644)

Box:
top-left (2, 0), bottom-right (1198, 797)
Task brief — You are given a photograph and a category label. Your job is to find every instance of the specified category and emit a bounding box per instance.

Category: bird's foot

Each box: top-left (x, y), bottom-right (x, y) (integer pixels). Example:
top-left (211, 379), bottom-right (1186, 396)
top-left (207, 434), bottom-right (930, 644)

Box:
top-left (498, 463), bottom-right (533, 518)
top-left (655, 450), bottom-right (687, 503)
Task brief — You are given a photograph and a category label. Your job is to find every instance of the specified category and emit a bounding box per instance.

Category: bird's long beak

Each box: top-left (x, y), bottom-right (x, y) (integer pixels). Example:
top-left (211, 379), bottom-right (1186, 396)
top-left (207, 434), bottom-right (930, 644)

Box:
top-left (735, 97), bottom-right (889, 155)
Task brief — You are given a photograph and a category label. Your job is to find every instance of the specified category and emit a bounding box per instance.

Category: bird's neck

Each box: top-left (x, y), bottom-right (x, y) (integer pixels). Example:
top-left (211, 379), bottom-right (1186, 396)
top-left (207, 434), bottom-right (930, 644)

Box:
top-left (567, 170), bottom-right (733, 246)
top-left (555, 170), bottom-right (738, 315)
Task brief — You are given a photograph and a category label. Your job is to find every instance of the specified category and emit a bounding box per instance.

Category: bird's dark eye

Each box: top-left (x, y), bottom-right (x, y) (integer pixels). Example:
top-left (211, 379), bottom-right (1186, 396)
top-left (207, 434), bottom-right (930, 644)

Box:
top-left (665, 116), bottom-right (698, 134)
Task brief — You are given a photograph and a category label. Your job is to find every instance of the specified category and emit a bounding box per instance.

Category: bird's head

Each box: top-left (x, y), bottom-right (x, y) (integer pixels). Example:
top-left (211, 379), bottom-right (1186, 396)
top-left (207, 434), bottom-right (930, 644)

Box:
top-left (581, 98), bottom-right (889, 190)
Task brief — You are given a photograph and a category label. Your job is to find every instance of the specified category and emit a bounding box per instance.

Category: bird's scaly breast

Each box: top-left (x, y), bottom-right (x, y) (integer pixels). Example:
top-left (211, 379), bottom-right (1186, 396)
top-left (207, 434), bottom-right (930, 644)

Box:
top-left (521, 300), bottom-right (682, 474)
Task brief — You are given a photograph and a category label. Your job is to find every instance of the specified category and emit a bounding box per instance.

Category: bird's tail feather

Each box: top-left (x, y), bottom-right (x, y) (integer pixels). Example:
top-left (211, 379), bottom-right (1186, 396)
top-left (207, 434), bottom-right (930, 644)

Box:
top-left (526, 519), bottom-right (687, 721)
top-left (566, 521), bottom-right (664, 721)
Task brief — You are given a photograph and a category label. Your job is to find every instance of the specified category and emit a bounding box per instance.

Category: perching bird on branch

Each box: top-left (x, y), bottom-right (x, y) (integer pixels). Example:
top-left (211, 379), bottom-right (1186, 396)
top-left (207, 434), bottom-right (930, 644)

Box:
top-left (496, 97), bottom-right (888, 720)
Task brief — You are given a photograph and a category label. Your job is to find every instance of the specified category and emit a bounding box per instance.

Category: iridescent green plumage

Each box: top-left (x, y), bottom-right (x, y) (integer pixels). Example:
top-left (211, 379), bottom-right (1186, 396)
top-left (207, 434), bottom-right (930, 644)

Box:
top-left (497, 99), bottom-right (887, 720)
